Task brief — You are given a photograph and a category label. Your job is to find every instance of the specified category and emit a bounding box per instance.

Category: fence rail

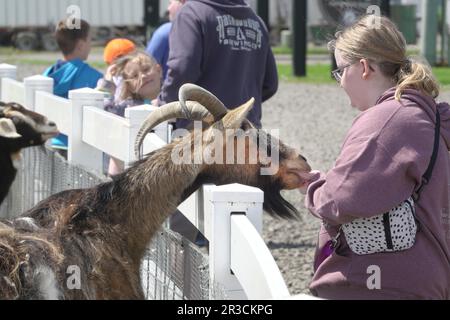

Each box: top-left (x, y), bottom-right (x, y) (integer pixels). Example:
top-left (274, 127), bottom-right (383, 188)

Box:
top-left (1, 77), bottom-right (25, 106)
top-left (0, 63), bottom-right (317, 300)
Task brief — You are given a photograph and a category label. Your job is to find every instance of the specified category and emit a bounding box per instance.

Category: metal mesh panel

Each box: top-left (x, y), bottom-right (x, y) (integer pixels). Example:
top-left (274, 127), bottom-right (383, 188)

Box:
top-left (0, 147), bottom-right (104, 218)
top-left (142, 229), bottom-right (210, 300)
top-left (0, 146), bottom-right (227, 300)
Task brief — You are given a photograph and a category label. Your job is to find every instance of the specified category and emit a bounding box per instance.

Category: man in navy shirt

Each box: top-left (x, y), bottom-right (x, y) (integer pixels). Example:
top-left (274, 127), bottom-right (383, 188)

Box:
top-left (158, 0), bottom-right (278, 129)
top-left (146, 0), bottom-right (186, 80)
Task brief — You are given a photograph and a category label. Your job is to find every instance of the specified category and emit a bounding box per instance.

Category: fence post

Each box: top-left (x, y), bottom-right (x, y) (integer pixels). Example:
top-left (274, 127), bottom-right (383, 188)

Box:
top-left (24, 75), bottom-right (54, 111)
top-left (203, 184), bottom-right (264, 299)
top-left (125, 104), bottom-right (169, 166)
top-left (0, 63), bottom-right (17, 99)
top-left (125, 105), bottom-right (152, 166)
top-left (68, 88), bottom-right (104, 173)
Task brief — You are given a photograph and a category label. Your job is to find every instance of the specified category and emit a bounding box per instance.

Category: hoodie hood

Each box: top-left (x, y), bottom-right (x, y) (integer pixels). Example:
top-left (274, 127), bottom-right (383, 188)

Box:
top-left (377, 87), bottom-right (450, 151)
top-left (43, 59), bottom-right (86, 98)
top-left (190, 0), bottom-right (251, 15)
top-left (43, 59), bottom-right (102, 99)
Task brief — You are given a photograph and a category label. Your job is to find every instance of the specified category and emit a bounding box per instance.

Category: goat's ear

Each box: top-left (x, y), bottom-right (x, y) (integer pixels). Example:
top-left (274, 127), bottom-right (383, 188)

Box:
top-left (0, 118), bottom-right (22, 138)
top-left (221, 98), bottom-right (255, 129)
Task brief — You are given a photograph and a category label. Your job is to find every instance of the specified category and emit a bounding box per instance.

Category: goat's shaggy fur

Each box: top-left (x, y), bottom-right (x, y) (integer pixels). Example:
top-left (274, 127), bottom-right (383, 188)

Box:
top-left (0, 101), bottom-right (312, 299)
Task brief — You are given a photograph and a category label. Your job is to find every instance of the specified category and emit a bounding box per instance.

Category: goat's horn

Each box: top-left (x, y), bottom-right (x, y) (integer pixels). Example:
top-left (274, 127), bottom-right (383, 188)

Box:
top-left (179, 83), bottom-right (228, 119)
top-left (134, 101), bottom-right (211, 159)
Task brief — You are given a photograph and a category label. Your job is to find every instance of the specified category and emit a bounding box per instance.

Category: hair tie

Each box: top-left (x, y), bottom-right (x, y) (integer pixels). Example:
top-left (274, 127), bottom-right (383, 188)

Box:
top-left (401, 58), bottom-right (412, 72)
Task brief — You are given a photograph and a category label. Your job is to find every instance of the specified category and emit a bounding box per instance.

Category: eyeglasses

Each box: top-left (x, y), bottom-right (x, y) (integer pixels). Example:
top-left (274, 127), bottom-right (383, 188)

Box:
top-left (331, 63), bottom-right (353, 83)
top-left (331, 62), bottom-right (376, 83)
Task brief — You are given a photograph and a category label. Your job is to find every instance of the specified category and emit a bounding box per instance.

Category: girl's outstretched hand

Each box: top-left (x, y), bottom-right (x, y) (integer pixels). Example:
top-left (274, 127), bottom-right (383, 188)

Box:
top-left (299, 170), bottom-right (322, 195)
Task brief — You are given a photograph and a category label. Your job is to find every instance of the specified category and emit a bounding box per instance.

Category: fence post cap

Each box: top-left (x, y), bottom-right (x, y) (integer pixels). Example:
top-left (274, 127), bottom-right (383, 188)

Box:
top-left (206, 184), bottom-right (264, 203)
top-left (0, 63), bottom-right (17, 70)
top-left (126, 104), bottom-right (158, 112)
top-left (24, 75), bottom-right (54, 85)
top-left (69, 87), bottom-right (104, 100)
top-left (0, 64), bottom-right (17, 79)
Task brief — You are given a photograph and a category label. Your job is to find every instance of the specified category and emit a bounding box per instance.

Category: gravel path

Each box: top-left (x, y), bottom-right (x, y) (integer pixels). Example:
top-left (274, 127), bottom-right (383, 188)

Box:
top-left (261, 83), bottom-right (357, 295)
top-left (5, 60), bottom-right (450, 297)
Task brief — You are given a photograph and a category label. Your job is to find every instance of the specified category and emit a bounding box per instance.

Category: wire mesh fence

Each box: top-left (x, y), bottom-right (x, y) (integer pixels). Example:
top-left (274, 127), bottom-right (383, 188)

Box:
top-left (0, 146), bottom-right (227, 300)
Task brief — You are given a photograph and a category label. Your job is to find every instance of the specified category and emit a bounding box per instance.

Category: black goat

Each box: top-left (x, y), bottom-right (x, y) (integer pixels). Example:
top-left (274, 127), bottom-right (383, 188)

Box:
top-left (0, 102), bottom-right (58, 204)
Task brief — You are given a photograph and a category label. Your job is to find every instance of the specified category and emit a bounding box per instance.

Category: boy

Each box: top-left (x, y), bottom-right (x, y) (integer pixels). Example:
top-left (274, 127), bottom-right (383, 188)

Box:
top-left (43, 19), bottom-right (103, 153)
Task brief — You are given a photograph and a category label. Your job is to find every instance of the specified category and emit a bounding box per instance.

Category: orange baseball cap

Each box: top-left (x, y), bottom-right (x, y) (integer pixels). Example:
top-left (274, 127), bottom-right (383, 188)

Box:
top-left (103, 38), bottom-right (136, 65)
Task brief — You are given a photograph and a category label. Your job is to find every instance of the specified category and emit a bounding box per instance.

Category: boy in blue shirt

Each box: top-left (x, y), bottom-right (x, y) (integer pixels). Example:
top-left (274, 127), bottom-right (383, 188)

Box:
top-left (43, 19), bottom-right (103, 154)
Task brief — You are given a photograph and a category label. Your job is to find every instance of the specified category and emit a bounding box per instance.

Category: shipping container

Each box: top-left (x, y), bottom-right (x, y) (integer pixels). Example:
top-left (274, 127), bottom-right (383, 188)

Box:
top-left (0, 0), bottom-right (153, 50)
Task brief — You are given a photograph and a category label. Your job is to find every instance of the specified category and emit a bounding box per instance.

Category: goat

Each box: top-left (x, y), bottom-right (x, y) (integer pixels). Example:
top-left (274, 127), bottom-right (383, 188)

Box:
top-left (0, 102), bottom-right (59, 204)
top-left (0, 85), bottom-right (314, 299)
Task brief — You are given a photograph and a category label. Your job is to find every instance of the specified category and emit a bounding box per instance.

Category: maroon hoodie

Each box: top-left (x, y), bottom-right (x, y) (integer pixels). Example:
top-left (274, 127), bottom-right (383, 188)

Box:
top-left (306, 88), bottom-right (450, 299)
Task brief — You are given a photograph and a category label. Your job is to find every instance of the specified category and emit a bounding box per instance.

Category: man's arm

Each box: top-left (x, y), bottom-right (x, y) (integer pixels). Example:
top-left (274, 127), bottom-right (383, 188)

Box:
top-left (262, 47), bottom-right (278, 102)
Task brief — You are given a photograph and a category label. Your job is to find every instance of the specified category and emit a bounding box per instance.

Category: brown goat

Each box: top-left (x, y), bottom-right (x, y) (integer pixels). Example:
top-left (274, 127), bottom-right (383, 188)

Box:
top-left (0, 85), bottom-right (313, 299)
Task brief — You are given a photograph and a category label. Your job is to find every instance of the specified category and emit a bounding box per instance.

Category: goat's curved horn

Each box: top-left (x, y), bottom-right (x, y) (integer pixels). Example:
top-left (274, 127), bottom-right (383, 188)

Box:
top-left (134, 101), bottom-right (211, 159)
top-left (179, 83), bottom-right (228, 119)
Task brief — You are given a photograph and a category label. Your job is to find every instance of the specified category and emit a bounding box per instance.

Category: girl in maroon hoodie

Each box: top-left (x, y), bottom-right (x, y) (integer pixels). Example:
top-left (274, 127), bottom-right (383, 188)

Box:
top-left (303, 16), bottom-right (450, 299)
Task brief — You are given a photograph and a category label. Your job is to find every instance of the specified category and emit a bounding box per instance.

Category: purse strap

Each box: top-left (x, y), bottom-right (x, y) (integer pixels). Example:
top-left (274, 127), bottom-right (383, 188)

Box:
top-left (413, 110), bottom-right (441, 202)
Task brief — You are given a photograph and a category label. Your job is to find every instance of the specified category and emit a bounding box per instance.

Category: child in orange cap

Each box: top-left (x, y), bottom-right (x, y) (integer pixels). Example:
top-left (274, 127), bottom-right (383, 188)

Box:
top-left (96, 38), bottom-right (136, 99)
top-left (104, 38), bottom-right (136, 65)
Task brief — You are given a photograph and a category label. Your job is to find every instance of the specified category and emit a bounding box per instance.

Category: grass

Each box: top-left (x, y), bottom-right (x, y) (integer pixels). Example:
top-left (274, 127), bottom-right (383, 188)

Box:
top-left (272, 45), bottom-right (421, 57)
top-left (277, 64), bottom-right (335, 84)
top-left (278, 63), bottom-right (450, 89)
top-left (272, 46), bottom-right (330, 55)
top-left (1, 57), bottom-right (107, 70)
top-left (1, 44), bottom-right (448, 89)
top-left (432, 67), bottom-right (450, 87)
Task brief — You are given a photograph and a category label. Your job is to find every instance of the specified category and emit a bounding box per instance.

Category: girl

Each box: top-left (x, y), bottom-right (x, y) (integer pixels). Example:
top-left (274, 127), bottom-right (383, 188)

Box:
top-left (104, 51), bottom-right (162, 175)
top-left (302, 16), bottom-right (450, 299)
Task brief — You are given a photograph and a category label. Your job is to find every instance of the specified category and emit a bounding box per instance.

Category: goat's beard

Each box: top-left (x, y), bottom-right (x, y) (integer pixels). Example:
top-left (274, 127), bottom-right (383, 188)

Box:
top-left (182, 174), bottom-right (300, 220)
top-left (261, 179), bottom-right (300, 219)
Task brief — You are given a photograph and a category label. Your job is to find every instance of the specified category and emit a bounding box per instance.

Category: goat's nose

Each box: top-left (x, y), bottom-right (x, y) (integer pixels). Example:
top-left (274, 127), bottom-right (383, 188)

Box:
top-left (48, 121), bottom-right (57, 127)
top-left (299, 155), bottom-right (307, 162)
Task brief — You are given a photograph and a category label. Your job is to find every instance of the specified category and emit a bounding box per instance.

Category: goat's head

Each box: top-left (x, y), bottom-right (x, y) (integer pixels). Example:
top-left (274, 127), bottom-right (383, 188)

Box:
top-left (0, 102), bottom-right (59, 146)
top-left (0, 118), bottom-right (21, 139)
top-left (135, 84), bottom-right (314, 218)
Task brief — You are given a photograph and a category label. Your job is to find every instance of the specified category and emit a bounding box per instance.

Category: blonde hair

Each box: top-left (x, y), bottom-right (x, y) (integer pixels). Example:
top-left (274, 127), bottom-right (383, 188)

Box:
top-left (112, 51), bottom-right (160, 101)
top-left (329, 16), bottom-right (439, 100)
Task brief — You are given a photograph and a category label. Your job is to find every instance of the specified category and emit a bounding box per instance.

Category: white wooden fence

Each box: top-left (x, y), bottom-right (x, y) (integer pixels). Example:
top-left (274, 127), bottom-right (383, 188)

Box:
top-left (0, 63), bottom-right (316, 300)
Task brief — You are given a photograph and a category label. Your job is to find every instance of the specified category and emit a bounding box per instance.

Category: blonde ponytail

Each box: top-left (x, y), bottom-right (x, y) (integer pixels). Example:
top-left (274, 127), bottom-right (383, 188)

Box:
top-left (395, 59), bottom-right (439, 100)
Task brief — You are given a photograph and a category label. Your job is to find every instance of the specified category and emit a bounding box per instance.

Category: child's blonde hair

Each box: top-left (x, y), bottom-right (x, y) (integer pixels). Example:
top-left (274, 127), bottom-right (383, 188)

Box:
top-left (112, 51), bottom-right (160, 101)
top-left (329, 16), bottom-right (439, 100)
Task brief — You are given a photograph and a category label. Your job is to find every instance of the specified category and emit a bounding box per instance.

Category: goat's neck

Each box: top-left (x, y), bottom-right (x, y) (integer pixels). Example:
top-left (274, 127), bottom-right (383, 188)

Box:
top-left (115, 142), bottom-right (202, 262)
